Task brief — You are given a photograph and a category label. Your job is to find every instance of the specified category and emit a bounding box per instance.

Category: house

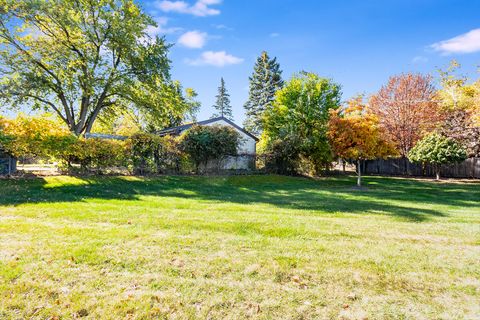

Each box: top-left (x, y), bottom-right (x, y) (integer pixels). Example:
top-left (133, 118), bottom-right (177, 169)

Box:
top-left (85, 133), bottom-right (128, 140)
top-left (157, 116), bottom-right (259, 170)
top-left (0, 148), bottom-right (16, 175)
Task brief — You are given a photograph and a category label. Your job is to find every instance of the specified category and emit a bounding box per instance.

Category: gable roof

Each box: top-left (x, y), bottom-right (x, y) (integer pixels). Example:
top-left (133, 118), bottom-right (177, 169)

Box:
top-left (85, 133), bottom-right (127, 141)
top-left (156, 116), bottom-right (259, 142)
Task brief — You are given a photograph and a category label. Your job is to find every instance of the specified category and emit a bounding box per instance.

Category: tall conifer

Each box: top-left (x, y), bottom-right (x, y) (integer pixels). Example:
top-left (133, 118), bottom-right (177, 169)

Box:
top-left (212, 77), bottom-right (234, 121)
top-left (244, 51), bottom-right (284, 135)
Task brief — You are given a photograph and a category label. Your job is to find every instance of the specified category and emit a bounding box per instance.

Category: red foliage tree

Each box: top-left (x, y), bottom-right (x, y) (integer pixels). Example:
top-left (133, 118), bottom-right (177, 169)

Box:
top-left (369, 73), bottom-right (443, 157)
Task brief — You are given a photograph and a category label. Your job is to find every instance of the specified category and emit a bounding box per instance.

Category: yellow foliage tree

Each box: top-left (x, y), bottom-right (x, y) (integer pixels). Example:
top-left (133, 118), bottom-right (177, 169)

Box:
top-left (328, 97), bottom-right (398, 187)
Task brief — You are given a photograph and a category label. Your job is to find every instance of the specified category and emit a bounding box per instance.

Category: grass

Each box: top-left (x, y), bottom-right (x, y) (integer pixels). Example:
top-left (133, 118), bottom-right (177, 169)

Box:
top-left (0, 175), bottom-right (479, 319)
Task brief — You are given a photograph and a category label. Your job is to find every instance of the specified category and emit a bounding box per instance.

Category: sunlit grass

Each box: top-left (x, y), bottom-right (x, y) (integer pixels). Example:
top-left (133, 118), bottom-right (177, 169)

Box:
top-left (0, 175), bottom-right (479, 319)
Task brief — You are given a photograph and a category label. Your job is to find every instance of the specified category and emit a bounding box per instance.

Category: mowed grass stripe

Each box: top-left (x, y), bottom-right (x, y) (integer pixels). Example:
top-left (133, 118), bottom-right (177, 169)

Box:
top-left (0, 175), bottom-right (479, 319)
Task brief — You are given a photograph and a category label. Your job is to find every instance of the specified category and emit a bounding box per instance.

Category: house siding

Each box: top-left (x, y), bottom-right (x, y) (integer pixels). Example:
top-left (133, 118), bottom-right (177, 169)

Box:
top-left (202, 119), bottom-right (256, 171)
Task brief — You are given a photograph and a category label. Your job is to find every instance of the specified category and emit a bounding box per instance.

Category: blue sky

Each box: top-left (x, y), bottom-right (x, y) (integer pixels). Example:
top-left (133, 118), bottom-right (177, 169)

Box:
top-left (144, 0), bottom-right (480, 124)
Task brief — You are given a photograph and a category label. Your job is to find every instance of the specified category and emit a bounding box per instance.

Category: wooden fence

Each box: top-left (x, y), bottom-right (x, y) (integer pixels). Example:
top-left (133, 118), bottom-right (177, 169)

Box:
top-left (364, 157), bottom-right (480, 179)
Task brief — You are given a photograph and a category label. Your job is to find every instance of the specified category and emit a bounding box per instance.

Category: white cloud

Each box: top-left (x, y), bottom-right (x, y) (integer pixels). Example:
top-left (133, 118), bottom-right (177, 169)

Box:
top-left (156, 0), bottom-right (221, 17)
top-left (213, 24), bottom-right (232, 30)
top-left (412, 56), bottom-right (428, 64)
top-left (215, 24), bottom-right (226, 29)
top-left (178, 30), bottom-right (207, 48)
top-left (431, 28), bottom-right (480, 54)
top-left (186, 51), bottom-right (244, 67)
top-left (270, 32), bottom-right (280, 38)
top-left (146, 17), bottom-right (183, 38)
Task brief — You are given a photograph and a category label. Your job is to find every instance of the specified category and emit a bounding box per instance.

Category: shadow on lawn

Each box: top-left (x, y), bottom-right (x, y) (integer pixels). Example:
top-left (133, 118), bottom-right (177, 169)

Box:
top-left (0, 175), bottom-right (478, 222)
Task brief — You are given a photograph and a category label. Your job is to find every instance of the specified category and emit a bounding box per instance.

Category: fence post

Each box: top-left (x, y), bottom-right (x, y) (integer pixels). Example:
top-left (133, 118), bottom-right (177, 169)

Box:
top-left (475, 157), bottom-right (479, 179)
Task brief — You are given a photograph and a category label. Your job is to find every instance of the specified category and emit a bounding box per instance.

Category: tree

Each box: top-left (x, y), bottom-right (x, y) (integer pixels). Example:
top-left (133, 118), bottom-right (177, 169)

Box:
top-left (184, 88), bottom-right (202, 123)
top-left (436, 60), bottom-right (473, 111)
top-left (133, 81), bottom-right (201, 132)
top-left (243, 51), bottom-right (283, 135)
top-left (0, 0), bottom-right (194, 135)
top-left (472, 80), bottom-right (480, 126)
top-left (328, 97), bottom-right (397, 187)
top-left (408, 133), bottom-right (467, 180)
top-left (369, 73), bottom-right (443, 157)
top-left (179, 125), bottom-right (239, 173)
top-left (262, 72), bottom-right (342, 174)
top-left (440, 108), bottom-right (480, 157)
top-left (91, 110), bottom-right (141, 136)
top-left (212, 78), bottom-right (234, 121)
top-left (436, 61), bottom-right (480, 157)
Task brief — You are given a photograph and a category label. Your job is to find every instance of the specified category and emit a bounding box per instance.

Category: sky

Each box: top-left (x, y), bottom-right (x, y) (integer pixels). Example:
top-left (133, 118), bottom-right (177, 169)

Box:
top-left (138, 0), bottom-right (480, 125)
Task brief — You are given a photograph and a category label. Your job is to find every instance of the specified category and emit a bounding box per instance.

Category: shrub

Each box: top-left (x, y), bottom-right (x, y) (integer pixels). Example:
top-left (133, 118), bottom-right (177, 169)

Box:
top-left (0, 118), bottom-right (14, 152)
top-left (62, 138), bottom-right (127, 172)
top-left (0, 114), bottom-right (75, 159)
top-left (179, 125), bottom-right (240, 173)
top-left (408, 133), bottom-right (467, 180)
top-left (126, 133), bottom-right (182, 174)
top-left (262, 135), bottom-right (302, 175)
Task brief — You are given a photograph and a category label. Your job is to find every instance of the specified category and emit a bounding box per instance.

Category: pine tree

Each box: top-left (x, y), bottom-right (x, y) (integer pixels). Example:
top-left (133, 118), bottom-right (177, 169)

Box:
top-left (212, 77), bottom-right (234, 121)
top-left (243, 51), bottom-right (284, 135)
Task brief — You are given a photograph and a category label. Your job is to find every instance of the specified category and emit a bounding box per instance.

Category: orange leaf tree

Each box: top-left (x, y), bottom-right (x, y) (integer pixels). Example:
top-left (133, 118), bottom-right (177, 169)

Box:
top-left (328, 97), bottom-right (397, 187)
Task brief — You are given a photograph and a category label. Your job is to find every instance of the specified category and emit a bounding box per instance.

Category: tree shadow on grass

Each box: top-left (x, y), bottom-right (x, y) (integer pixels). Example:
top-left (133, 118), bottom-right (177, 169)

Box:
top-left (0, 175), bottom-right (478, 222)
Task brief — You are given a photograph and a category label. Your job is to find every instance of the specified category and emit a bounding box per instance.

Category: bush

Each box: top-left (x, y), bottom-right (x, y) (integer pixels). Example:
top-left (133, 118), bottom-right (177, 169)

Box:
top-left (126, 133), bottom-right (182, 174)
top-left (62, 138), bottom-right (127, 173)
top-left (179, 125), bottom-right (240, 173)
top-left (0, 114), bottom-right (75, 159)
top-left (262, 135), bottom-right (302, 175)
top-left (0, 115), bottom-right (243, 175)
top-left (0, 118), bottom-right (14, 152)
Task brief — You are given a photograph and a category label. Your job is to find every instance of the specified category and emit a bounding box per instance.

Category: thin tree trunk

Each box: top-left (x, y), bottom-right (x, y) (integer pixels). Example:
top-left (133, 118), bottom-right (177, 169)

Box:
top-left (357, 159), bottom-right (361, 187)
top-left (435, 164), bottom-right (440, 181)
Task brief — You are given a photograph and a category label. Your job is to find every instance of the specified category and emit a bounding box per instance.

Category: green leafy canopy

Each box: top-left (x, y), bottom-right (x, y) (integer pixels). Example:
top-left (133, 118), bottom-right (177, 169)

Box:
top-left (0, 0), bottom-right (198, 135)
top-left (408, 133), bottom-right (467, 165)
top-left (262, 72), bottom-right (342, 173)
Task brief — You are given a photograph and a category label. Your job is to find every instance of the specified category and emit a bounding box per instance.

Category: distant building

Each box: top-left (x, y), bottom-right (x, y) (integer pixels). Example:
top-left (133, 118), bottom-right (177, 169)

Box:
top-left (0, 148), bottom-right (16, 175)
top-left (85, 133), bottom-right (127, 140)
top-left (158, 117), bottom-right (258, 170)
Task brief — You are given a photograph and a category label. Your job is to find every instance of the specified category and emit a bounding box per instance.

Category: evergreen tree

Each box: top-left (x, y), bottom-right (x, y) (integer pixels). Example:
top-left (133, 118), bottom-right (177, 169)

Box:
top-left (243, 51), bottom-right (284, 135)
top-left (212, 78), bottom-right (234, 121)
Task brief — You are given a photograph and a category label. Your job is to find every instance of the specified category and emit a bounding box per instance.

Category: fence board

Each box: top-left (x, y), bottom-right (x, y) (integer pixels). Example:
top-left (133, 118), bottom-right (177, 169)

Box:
top-left (364, 157), bottom-right (480, 179)
top-left (0, 157), bottom-right (17, 175)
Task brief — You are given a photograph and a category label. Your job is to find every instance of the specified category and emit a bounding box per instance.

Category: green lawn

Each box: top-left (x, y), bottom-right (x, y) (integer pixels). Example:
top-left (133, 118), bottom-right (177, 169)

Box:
top-left (0, 175), bottom-right (479, 319)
